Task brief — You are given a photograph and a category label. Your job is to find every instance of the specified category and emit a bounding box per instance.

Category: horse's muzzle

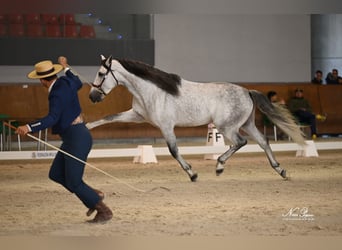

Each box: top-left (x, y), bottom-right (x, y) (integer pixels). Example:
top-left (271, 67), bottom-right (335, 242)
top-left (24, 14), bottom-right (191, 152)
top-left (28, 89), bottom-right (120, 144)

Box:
top-left (89, 89), bottom-right (103, 103)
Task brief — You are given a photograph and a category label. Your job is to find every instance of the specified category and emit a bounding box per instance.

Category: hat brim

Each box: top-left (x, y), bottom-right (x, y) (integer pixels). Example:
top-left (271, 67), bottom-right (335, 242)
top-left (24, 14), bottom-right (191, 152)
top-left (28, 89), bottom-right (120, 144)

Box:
top-left (27, 64), bottom-right (63, 79)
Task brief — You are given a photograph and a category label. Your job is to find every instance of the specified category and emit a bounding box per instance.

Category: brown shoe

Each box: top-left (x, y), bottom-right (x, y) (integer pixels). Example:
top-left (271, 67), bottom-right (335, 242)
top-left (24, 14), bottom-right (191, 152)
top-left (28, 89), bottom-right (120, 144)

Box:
top-left (89, 201), bottom-right (113, 223)
top-left (86, 189), bottom-right (104, 217)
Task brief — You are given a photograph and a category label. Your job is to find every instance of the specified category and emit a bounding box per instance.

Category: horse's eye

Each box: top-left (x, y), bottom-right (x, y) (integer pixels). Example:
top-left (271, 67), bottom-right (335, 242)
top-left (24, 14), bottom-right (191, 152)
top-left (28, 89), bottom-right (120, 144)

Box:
top-left (98, 72), bottom-right (105, 77)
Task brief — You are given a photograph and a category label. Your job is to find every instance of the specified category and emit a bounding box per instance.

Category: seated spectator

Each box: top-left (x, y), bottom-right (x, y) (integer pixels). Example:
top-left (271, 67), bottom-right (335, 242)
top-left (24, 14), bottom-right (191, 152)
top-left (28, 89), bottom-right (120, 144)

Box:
top-left (287, 88), bottom-right (326, 139)
top-left (267, 90), bottom-right (285, 105)
top-left (311, 70), bottom-right (323, 84)
top-left (266, 91), bottom-right (286, 140)
top-left (325, 69), bottom-right (342, 84)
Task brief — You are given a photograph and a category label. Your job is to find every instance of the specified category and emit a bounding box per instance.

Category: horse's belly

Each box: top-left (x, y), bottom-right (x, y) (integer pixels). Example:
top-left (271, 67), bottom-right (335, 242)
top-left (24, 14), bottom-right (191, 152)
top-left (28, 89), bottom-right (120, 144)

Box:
top-left (174, 105), bottom-right (212, 126)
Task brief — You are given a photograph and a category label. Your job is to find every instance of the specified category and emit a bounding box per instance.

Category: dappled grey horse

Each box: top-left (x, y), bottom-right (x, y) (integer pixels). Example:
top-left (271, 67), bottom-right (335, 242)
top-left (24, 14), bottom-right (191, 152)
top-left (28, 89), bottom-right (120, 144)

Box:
top-left (87, 55), bottom-right (305, 182)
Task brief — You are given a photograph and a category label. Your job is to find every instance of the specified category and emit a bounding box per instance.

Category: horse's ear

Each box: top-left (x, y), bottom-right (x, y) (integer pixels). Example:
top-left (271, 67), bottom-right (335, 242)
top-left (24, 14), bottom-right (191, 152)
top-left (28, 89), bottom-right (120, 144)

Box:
top-left (100, 55), bottom-right (106, 65)
top-left (105, 55), bottom-right (112, 68)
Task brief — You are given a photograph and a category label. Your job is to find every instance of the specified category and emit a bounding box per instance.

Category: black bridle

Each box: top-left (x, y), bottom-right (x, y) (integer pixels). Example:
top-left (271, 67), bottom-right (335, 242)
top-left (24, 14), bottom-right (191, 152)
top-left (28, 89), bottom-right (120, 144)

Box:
top-left (91, 59), bottom-right (119, 96)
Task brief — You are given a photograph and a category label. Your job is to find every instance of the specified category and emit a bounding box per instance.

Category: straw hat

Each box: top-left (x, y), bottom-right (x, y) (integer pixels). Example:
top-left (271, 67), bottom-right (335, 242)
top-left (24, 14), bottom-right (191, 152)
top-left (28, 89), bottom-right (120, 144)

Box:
top-left (27, 60), bottom-right (63, 79)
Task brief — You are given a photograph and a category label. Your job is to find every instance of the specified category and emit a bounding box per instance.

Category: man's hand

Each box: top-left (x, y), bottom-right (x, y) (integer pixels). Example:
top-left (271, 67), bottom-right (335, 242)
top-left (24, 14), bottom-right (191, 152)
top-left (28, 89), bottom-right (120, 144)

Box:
top-left (58, 56), bottom-right (69, 69)
top-left (16, 125), bottom-right (30, 135)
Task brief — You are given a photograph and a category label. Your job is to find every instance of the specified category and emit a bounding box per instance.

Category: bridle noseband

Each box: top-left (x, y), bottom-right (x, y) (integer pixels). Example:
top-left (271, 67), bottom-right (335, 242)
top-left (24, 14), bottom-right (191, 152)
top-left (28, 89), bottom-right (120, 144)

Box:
top-left (91, 60), bottom-right (119, 96)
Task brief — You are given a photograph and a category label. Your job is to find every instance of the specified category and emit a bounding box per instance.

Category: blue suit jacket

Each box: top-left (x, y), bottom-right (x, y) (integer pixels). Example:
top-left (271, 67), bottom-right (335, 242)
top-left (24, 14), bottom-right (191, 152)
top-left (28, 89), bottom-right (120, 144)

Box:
top-left (29, 70), bottom-right (83, 135)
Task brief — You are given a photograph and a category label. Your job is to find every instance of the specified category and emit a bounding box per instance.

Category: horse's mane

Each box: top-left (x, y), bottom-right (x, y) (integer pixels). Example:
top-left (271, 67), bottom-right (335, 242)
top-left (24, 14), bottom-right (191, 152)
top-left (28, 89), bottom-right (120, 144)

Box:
top-left (118, 59), bottom-right (181, 96)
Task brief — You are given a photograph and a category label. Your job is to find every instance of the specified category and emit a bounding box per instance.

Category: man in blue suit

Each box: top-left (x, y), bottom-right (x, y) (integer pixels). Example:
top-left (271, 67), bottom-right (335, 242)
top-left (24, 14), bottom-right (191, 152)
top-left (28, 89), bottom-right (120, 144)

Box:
top-left (16, 56), bottom-right (112, 223)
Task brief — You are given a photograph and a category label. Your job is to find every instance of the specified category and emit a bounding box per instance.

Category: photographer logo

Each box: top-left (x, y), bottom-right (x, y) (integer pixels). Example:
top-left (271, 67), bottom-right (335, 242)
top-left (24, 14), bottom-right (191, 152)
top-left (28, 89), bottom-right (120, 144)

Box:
top-left (282, 207), bottom-right (315, 221)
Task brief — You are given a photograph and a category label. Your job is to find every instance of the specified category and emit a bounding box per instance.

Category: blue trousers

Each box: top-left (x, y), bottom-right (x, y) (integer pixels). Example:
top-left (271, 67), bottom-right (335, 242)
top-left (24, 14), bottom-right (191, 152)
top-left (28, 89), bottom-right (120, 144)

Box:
top-left (294, 110), bottom-right (317, 135)
top-left (49, 123), bottom-right (100, 209)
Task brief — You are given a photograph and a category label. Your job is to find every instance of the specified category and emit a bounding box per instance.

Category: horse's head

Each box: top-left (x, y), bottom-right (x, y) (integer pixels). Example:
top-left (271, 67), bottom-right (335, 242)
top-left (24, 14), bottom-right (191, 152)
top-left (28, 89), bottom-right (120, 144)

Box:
top-left (89, 55), bottom-right (119, 103)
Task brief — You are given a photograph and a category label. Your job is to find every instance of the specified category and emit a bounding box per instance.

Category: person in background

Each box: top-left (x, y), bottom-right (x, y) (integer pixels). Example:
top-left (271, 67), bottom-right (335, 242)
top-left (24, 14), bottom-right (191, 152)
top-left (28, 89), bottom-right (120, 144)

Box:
top-left (267, 91), bottom-right (286, 105)
top-left (311, 70), bottom-right (323, 84)
top-left (15, 56), bottom-right (113, 223)
top-left (325, 69), bottom-right (342, 84)
top-left (266, 91), bottom-right (286, 140)
top-left (287, 88), bottom-right (326, 139)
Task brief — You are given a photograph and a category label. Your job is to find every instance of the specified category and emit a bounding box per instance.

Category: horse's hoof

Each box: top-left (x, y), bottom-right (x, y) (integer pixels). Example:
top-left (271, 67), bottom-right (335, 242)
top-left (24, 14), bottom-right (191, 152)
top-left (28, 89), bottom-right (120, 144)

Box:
top-left (190, 173), bottom-right (198, 182)
top-left (280, 169), bottom-right (286, 178)
top-left (216, 168), bottom-right (224, 176)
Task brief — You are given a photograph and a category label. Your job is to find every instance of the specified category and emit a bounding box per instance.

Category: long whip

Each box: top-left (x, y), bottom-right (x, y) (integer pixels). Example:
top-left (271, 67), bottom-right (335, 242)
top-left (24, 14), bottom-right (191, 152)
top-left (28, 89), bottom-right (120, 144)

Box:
top-left (68, 66), bottom-right (93, 87)
top-left (4, 122), bottom-right (149, 193)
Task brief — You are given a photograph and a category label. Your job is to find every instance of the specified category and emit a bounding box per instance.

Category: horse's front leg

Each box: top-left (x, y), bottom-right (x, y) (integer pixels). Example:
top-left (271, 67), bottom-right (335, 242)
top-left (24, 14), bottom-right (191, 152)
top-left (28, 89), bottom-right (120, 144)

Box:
top-left (86, 109), bottom-right (144, 129)
top-left (163, 132), bottom-right (198, 182)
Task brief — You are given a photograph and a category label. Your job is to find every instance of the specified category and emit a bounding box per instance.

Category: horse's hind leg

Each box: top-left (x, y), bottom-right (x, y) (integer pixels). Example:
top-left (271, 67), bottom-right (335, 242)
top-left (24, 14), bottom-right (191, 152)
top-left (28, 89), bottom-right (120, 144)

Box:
top-left (242, 123), bottom-right (286, 178)
top-left (215, 131), bottom-right (247, 176)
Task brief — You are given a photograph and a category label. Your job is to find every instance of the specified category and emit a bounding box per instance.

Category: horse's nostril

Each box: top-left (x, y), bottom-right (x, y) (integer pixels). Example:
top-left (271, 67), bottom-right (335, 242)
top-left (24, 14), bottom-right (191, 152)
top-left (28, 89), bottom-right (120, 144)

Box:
top-left (89, 91), bottom-right (101, 103)
top-left (89, 94), bottom-right (94, 103)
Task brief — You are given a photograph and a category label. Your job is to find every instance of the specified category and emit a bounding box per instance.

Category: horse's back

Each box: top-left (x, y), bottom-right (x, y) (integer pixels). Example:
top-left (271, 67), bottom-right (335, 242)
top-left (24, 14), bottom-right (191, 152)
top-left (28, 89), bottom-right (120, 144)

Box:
top-left (181, 80), bottom-right (251, 105)
top-left (167, 80), bottom-right (253, 127)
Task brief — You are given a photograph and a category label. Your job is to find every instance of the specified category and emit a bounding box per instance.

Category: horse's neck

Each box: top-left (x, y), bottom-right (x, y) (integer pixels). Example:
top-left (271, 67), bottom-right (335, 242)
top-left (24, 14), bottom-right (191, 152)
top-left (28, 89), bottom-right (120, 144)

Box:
top-left (118, 70), bottom-right (154, 99)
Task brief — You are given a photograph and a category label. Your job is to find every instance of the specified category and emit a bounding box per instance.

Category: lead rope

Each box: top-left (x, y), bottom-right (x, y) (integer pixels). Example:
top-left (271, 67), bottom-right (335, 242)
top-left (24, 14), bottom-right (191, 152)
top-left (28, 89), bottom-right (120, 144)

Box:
top-left (4, 123), bottom-right (170, 194)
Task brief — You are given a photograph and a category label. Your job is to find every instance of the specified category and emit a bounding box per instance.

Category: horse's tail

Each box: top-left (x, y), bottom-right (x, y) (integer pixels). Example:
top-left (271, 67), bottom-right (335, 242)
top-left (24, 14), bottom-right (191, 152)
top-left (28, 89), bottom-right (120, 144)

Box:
top-left (249, 90), bottom-right (306, 145)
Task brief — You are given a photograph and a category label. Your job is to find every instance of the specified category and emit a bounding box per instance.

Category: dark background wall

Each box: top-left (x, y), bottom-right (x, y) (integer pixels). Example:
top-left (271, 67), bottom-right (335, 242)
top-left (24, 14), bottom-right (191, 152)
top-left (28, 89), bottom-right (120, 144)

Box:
top-left (0, 38), bottom-right (154, 66)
